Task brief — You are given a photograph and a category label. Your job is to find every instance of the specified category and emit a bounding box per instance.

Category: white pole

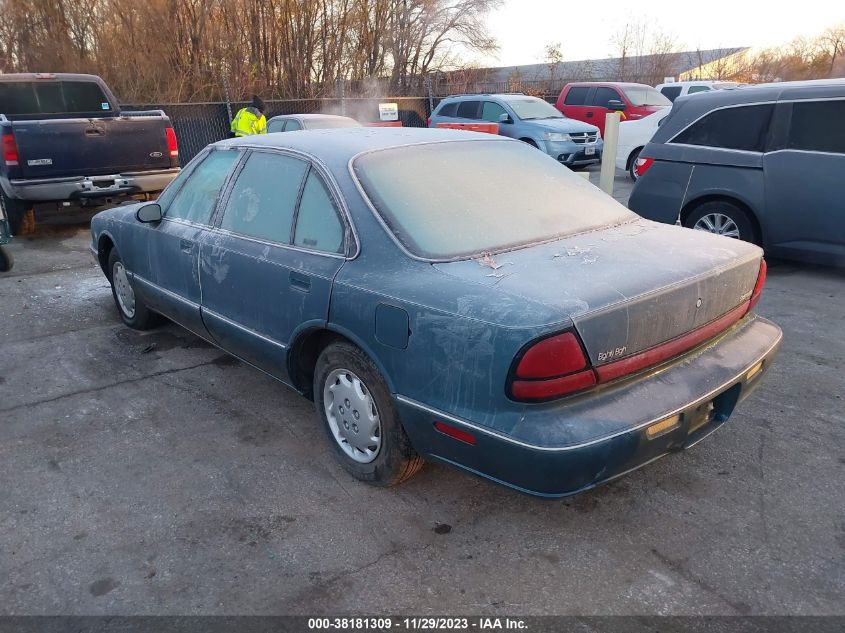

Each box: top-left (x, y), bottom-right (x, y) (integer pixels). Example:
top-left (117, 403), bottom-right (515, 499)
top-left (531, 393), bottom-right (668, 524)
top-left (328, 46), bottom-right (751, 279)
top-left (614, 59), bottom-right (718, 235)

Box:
top-left (599, 112), bottom-right (621, 196)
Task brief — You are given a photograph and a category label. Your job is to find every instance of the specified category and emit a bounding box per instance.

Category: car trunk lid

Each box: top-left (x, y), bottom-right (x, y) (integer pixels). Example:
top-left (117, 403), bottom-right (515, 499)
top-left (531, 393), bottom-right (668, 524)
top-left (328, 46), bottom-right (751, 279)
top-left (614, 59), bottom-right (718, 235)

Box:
top-left (433, 218), bottom-right (762, 369)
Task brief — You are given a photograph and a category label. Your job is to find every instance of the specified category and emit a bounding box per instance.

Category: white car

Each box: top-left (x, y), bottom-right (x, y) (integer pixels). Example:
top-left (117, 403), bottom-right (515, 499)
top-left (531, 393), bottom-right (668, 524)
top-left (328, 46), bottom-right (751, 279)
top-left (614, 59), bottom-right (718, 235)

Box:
top-left (615, 108), bottom-right (670, 180)
top-left (655, 80), bottom-right (741, 102)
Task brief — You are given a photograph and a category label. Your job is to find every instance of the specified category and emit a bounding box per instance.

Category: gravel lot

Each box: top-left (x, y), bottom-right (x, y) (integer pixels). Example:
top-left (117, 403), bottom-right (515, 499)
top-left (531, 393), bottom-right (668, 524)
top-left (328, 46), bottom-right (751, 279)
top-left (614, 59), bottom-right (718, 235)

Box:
top-left (1, 170), bottom-right (843, 615)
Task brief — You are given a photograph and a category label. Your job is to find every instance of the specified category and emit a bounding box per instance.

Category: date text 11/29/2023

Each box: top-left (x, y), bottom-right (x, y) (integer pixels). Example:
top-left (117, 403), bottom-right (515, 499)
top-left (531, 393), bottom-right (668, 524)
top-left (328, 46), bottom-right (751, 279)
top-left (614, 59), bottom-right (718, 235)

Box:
top-left (307, 617), bottom-right (528, 630)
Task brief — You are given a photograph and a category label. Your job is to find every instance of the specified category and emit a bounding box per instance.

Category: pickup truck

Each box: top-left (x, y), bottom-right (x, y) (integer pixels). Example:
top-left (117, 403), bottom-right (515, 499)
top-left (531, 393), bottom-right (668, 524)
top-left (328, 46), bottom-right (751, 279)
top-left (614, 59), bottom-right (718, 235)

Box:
top-left (0, 73), bottom-right (180, 234)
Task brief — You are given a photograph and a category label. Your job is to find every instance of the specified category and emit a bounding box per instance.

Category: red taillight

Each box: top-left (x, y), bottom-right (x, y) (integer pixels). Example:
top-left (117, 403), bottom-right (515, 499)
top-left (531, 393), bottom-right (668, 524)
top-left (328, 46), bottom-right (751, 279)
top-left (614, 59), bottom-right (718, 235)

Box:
top-left (634, 156), bottom-right (654, 177)
top-left (516, 332), bottom-right (587, 379)
top-left (510, 331), bottom-right (596, 401)
top-left (434, 421), bottom-right (476, 445)
top-left (2, 133), bottom-right (19, 166)
top-left (747, 259), bottom-right (767, 313)
top-left (165, 127), bottom-right (178, 158)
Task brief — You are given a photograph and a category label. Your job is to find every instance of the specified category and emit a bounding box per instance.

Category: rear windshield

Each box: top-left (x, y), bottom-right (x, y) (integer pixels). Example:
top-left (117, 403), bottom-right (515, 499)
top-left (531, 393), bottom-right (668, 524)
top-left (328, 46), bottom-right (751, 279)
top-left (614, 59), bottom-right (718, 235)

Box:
top-left (304, 118), bottom-right (361, 129)
top-left (353, 140), bottom-right (634, 260)
top-left (0, 81), bottom-right (112, 117)
top-left (622, 86), bottom-right (671, 107)
top-left (506, 97), bottom-right (563, 120)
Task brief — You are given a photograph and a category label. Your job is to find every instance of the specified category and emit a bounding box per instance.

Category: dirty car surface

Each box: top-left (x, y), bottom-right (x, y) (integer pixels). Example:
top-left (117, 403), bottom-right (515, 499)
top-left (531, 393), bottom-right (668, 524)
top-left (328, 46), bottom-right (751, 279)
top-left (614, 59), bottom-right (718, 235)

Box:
top-left (90, 128), bottom-right (782, 497)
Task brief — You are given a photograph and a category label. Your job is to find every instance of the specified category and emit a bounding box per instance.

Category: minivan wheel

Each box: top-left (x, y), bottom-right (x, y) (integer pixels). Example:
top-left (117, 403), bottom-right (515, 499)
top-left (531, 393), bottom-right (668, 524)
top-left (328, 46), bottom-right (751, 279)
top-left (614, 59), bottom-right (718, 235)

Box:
top-left (628, 148), bottom-right (642, 181)
top-left (685, 201), bottom-right (755, 243)
top-left (314, 342), bottom-right (424, 486)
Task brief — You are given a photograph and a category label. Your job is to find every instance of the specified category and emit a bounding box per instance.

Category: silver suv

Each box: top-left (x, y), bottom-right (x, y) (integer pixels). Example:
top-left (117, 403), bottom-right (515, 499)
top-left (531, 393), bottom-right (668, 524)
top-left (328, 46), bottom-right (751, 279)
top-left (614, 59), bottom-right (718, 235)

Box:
top-left (429, 94), bottom-right (603, 167)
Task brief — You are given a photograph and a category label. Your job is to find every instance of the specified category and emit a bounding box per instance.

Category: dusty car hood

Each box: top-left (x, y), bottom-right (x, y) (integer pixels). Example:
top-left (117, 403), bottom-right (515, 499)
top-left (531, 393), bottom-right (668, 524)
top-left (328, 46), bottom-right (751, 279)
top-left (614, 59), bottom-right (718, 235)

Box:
top-left (528, 118), bottom-right (599, 135)
top-left (433, 219), bottom-right (762, 366)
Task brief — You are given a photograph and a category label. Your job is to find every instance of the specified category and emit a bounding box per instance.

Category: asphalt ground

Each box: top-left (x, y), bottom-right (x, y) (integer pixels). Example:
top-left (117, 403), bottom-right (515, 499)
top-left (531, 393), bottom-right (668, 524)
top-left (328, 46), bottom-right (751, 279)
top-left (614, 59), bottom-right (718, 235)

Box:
top-left (0, 168), bottom-right (842, 615)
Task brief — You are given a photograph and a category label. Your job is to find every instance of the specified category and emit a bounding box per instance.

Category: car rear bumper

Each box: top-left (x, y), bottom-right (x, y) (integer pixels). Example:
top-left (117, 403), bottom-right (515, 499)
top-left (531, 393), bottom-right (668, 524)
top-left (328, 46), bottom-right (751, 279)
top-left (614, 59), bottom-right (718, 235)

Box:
top-left (5, 168), bottom-right (180, 202)
top-left (395, 315), bottom-right (782, 497)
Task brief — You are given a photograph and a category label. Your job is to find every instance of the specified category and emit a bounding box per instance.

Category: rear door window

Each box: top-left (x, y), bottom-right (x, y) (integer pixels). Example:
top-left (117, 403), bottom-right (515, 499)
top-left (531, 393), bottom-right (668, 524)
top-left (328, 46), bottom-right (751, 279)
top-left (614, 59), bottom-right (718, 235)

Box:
top-left (437, 102), bottom-right (458, 117)
top-left (688, 85), bottom-right (711, 94)
top-left (293, 171), bottom-right (344, 254)
top-left (285, 119), bottom-right (302, 131)
top-left (592, 87), bottom-right (623, 108)
top-left (267, 119), bottom-right (286, 133)
top-left (165, 150), bottom-right (239, 224)
top-left (220, 152), bottom-right (308, 243)
top-left (456, 100), bottom-right (481, 119)
top-left (787, 100), bottom-right (845, 154)
top-left (671, 104), bottom-right (774, 152)
top-left (563, 87), bottom-right (589, 105)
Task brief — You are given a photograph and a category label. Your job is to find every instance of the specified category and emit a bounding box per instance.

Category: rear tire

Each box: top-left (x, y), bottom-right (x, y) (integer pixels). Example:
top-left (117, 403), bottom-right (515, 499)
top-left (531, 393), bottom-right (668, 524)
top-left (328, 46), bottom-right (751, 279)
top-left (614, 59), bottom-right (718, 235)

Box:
top-left (107, 248), bottom-right (159, 330)
top-left (0, 246), bottom-right (12, 272)
top-left (684, 201), bottom-right (756, 243)
top-left (1, 191), bottom-right (35, 236)
top-left (628, 147), bottom-right (642, 181)
top-left (314, 341), bottom-right (424, 487)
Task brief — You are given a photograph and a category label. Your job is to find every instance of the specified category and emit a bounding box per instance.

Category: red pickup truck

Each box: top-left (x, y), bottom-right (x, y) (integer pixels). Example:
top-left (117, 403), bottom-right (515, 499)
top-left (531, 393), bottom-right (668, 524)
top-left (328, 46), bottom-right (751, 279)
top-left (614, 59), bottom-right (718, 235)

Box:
top-left (555, 82), bottom-right (671, 135)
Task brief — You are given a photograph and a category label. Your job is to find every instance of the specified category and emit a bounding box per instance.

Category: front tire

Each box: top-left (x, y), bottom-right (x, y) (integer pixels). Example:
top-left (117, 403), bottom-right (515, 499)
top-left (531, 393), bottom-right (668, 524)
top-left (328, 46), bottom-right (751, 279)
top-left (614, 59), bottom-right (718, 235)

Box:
top-left (314, 342), bottom-right (424, 486)
top-left (107, 249), bottom-right (158, 330)
top-left (0, 246), bottom-right (12, 272)
top-left (1, 190), bottom-right (35, 236)
top-left (684, 201), bottom-right (756, 243)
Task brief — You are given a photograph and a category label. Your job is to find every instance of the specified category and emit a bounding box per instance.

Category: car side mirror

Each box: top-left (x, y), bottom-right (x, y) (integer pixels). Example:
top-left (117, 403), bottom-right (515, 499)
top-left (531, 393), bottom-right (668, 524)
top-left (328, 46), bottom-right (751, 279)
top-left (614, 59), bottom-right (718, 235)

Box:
top-left (607, 100), bottom-right (626, 111)
top-left (136, 203), bottom-right (162, 223)
top-left (498, 113), bottom-right (514, 124)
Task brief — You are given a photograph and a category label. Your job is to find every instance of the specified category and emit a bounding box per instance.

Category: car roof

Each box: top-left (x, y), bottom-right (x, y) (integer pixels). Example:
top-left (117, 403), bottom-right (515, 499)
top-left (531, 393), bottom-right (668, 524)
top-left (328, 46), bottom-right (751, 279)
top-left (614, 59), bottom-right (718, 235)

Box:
top-left (566, 82), bottom-right (654, 88)
top-left (267, 113), bottom-right (354, 121)
top-left (0, 72), bottom-right (102, 83)
top-left (216, 127), bottom-right (511, 163)
top-left (672, 77), bottom-right (845, 109)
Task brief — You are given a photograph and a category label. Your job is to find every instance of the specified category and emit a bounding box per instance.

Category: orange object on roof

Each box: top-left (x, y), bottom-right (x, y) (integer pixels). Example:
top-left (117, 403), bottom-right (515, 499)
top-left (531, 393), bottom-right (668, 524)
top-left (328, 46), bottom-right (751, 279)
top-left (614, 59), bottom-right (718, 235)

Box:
top-left (365, 121), bottom-right (404, 127)
top-left (435, 122), bottom-right (499, 135)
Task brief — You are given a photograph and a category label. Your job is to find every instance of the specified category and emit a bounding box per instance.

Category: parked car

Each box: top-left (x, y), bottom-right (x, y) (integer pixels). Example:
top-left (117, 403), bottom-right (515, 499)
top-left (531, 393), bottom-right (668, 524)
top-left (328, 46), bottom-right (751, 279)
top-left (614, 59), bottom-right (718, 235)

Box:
top-left (655, 80), bottom-right (741, 102)
top-left (556, 82), bottom-right (671, 135)
top-left (0, 73), bottom-right (180, 235)
top-left (267, 113), bottom-right (361, 133)
top-left (629, 79), bottom-right (845, 266)
top-left (616, 109), bottom-right (670, 180)
top-left (429, 94), bottom-right (603, 168)
top-left (90, 128), bottom-right (781, 497)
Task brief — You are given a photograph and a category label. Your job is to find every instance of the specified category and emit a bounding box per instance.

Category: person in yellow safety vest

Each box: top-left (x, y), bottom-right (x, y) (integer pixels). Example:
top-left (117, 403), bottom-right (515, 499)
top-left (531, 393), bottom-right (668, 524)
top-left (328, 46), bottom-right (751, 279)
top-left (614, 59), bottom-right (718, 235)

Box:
top-left (230, 95), bottom-right (267, 137)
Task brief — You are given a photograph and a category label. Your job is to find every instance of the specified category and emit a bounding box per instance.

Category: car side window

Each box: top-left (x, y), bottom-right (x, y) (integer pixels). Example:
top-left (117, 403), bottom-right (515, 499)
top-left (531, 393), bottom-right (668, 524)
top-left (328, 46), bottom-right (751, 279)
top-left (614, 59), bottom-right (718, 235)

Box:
top-left (293, 170), bottom-right (344, 254)
top-left (286, 119), bottom-right (302, 131)
top-left (563, 87), bottom-right (589, 105)
top-left (456, 100), bottom-right (480, 119)
top-left (221, 152), bottom-right (308, 242)
top-left (688, 86), bottom-right (710, 94)
top-left (671, 104), bottom-right (774, 152)
top-left (438, 102), bottom-right (458, 117)
top-left (592, 87), bottom-right (623, 109)
top-left (787, 100), bottom-right (845, 154)
top-left (661, 86), bottom-right (682, 101)
top-left (481, 101), bottom-right (507, 122)
top-left (267, 119), bottom-right (285, 133)
top-left (165, 150), bottom-right (239, 224)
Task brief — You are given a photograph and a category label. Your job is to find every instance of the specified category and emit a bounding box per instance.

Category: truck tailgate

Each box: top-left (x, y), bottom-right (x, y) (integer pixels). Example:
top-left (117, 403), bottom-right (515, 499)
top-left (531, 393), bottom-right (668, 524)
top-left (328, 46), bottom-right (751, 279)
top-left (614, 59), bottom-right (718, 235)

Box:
top-left (11, 115), bottom-right (172, 179)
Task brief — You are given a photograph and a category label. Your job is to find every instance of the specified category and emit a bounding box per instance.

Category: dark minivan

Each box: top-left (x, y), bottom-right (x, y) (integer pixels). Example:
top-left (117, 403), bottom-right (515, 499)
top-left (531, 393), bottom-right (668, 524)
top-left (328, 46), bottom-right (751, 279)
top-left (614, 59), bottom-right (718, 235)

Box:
top-left (628, 79), bottom-right (845, 266)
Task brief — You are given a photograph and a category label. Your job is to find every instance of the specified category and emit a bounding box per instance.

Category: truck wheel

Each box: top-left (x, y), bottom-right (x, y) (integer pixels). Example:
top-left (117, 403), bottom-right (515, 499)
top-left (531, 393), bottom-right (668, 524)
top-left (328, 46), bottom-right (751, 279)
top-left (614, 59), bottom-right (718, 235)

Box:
top-left (628, 148), bottom-right (642, 181)
top-left (314, 341), bottom-right (424, 487)
top-left (0, 246), bottom-right (12, 273)
top-left (1, 191), bottom-right (35, 236)
top-left (107, 248), bottom-right (158, 330)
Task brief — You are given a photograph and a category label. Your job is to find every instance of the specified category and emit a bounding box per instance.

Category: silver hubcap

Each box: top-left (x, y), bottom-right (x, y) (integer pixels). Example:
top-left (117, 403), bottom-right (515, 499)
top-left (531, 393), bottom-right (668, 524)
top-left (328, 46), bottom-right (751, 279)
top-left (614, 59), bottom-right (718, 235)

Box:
top-left (112, 261), bottom-right (136, 318)
top-left (323, 368), bottom-right (381, 464)
top-left (693, 213), bottom-right (740, 239)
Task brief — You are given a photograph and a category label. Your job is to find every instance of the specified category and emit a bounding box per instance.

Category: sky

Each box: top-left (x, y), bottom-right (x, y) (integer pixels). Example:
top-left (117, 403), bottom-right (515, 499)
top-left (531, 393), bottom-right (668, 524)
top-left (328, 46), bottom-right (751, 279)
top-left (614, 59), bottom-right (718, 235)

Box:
top-left (477, 0), bottom-right (845, 67)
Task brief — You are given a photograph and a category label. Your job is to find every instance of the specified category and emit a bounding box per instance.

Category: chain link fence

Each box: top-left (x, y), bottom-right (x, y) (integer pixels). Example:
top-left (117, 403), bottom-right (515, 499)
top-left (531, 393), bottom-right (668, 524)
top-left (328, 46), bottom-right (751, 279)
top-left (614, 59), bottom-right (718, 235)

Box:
top-left (123, 97), bottom-right (435, 164)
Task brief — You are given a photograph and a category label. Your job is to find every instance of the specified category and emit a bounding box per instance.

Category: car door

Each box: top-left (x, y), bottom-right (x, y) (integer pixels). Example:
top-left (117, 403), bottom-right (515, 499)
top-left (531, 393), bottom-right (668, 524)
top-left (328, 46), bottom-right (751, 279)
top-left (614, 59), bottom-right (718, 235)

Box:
top-left (138, 148), bottom-right (240, 335)
top-left (558, 86), bottom-right (592, 123)
top-left (198, 149), bottom-right (349, 381)
top-left (763, 98), bottom-right (845, 261)
top-left (481, 101), bottom-right (512, 137)
top-left (589, 86), bottom-right (624, 135)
